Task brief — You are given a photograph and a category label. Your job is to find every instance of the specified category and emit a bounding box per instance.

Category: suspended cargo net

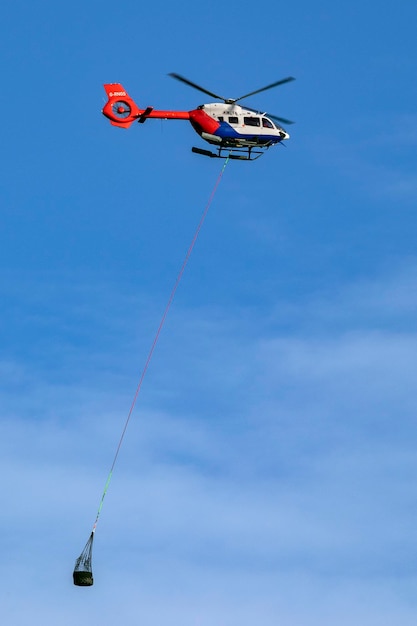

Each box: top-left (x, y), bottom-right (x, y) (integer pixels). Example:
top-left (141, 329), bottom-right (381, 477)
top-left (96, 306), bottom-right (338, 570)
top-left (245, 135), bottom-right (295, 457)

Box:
top-left (73, 532), bottom-right (94, 586)
top-left (73, 154), bottom-right (231, 586)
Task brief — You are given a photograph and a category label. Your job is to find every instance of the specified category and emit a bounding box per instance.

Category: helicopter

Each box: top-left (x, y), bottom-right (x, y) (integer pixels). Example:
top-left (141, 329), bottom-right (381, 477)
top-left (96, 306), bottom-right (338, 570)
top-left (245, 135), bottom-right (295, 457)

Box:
top-left (102, 73), bottom-right (295, 161)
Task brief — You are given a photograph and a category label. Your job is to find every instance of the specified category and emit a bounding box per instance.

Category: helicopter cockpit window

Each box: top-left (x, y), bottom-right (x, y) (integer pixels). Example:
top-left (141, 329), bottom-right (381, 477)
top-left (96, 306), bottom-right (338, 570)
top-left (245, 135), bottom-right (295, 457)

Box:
top-left (262, 117), bottom-right (274, 129)
top-left (244, 117), bottom-right (260, 127)
top-left (228, 116), bottom-right (239, 124)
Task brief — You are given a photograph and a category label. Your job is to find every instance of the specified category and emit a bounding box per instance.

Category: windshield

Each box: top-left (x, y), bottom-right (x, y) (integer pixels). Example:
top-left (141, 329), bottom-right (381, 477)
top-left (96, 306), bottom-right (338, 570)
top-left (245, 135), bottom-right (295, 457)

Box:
top-left (262, 117), bottom-right (275, 129)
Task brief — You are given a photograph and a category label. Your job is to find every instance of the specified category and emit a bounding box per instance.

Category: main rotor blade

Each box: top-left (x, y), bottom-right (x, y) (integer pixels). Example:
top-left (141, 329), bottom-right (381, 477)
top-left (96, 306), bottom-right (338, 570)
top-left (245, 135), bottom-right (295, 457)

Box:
top-left (168, 73), bottom-right (227, 102)
top-left (268, 113), bottom-right (295, 125)
top-left (234, 76), bottom-right (295, 103)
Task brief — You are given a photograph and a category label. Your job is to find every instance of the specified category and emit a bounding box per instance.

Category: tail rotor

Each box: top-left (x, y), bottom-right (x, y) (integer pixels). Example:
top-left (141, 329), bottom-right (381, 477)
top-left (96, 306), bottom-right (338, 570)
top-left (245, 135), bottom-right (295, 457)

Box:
top-left (111, 100), bottom-right (132, 120)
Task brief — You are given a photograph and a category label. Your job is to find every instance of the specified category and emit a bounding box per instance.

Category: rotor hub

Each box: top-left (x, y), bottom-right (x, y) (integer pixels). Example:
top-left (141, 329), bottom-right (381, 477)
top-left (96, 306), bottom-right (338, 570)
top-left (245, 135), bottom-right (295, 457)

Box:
top-left (111, 100), bottom-right (132, 119)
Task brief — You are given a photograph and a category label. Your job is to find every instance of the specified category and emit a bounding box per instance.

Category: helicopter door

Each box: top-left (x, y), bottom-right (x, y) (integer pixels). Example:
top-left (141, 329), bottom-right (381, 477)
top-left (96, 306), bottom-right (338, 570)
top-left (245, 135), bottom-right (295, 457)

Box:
top-left (243, 116), bottom-right (261, 128)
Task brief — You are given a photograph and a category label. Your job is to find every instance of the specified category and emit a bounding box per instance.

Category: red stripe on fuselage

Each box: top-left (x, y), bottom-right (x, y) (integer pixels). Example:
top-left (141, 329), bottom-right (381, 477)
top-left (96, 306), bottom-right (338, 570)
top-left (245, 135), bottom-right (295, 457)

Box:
top-left (189, 109), bottom-right (221, 134)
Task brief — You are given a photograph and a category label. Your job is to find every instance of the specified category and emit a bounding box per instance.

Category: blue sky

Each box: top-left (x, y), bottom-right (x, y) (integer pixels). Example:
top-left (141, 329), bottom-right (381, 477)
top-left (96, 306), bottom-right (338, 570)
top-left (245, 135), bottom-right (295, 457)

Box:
top-left (1, 1), bottom-right (417, 623)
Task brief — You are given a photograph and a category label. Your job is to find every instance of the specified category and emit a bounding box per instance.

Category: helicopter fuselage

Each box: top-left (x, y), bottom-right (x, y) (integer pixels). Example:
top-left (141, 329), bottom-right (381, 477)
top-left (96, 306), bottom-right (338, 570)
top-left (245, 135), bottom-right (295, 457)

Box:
top-left (189, 103), bottom-right (289, 148)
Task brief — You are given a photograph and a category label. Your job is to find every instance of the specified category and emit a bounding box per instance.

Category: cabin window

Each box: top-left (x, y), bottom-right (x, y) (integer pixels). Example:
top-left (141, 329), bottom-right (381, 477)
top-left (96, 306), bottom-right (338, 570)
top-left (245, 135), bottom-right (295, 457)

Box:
top-left (218, 116), bottom-right (224, 122)
top-left (228, 116), bottom-right (239, 124)
top-left (244, 117), bottom-right (260, 127)
top-left (262, 118), bottom-right (274, 129)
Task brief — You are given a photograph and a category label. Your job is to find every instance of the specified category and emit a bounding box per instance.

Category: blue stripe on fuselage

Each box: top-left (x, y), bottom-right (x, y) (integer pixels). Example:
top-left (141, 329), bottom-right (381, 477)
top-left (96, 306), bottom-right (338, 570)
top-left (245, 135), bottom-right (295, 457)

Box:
top-left (214, 121), bottom-right (240, 138)
top-left (213, 121), bottom-right (280, 143)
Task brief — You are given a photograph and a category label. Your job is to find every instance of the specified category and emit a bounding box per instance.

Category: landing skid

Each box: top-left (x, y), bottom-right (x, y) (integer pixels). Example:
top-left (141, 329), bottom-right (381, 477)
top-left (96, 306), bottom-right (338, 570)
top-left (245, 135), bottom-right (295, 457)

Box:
top-left (192, 146), bottom-right (265, 161)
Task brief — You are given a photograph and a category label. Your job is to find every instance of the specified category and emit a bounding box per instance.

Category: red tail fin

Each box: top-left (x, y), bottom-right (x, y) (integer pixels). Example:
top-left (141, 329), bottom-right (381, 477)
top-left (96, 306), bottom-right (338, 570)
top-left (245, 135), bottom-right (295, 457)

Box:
top-left (102, 83), bottom-right (141, 128)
